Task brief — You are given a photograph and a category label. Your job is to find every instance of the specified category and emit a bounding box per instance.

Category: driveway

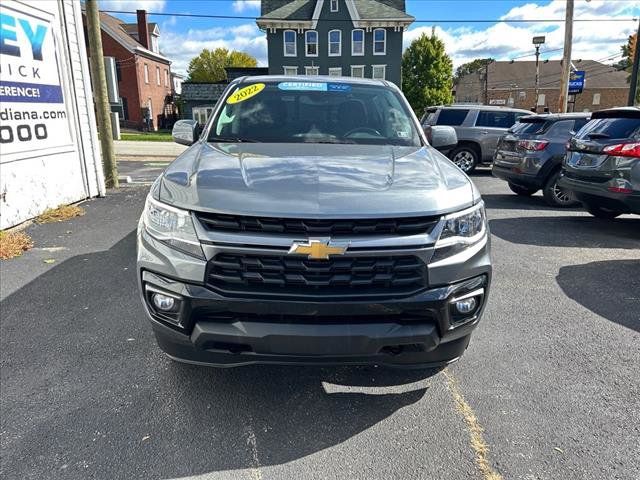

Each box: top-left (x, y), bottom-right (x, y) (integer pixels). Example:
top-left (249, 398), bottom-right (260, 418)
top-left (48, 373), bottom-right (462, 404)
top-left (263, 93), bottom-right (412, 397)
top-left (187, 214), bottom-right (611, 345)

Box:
top-left (1, 172), bottom-right (638, 480)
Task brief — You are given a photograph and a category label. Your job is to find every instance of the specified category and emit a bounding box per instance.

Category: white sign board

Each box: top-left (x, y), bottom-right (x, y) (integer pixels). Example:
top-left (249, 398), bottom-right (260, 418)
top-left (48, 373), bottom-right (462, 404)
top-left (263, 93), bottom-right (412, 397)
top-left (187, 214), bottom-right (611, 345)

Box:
top-left (0, 1), bottom-right (73, 156)
top-left (489, 99), bottom-right (507, 105)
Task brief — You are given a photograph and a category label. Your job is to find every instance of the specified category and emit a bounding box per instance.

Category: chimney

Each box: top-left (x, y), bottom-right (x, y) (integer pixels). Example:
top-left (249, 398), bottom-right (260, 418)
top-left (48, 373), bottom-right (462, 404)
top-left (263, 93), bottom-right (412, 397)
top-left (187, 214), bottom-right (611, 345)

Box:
top-left (136, 9), bottom-right (149, 49)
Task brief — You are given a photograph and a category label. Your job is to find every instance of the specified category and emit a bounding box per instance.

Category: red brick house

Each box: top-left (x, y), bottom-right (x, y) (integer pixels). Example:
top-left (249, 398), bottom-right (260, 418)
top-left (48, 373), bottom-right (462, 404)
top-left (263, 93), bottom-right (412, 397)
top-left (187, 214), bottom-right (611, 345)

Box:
top-left (83, 10), bottom-right (175, 130)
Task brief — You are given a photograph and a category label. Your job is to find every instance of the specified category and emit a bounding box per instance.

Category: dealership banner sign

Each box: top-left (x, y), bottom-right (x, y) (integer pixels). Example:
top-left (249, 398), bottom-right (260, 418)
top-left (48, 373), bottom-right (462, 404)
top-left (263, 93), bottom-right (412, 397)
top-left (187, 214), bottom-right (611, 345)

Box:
top-left (0, 1), bottom-right (72, 156)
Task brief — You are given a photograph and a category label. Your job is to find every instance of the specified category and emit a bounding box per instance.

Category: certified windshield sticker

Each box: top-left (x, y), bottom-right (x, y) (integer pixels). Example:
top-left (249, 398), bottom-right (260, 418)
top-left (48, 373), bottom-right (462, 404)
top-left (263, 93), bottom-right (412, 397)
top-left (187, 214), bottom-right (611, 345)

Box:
top-left (278, 82), bottom-right (352, 92)
top-left (226, 83), bottom-right (265, 104)
top-left (279, 82), bottom-right (326, 91)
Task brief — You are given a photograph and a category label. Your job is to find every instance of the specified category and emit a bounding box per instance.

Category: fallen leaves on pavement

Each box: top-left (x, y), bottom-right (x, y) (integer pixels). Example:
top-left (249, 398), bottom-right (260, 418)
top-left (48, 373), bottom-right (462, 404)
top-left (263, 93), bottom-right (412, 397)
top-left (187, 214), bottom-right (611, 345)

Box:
top-left (36, 204), bottom-right (85, 223)
top-left (0, 230), bottom-right (34, 260)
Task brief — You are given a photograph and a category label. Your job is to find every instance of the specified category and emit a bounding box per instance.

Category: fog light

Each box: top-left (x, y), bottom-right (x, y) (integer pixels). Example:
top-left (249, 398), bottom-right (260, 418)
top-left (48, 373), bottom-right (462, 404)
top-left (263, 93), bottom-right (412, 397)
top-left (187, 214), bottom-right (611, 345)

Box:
top-left (152, 293), bottom-right (176, 311)
top-left (454, 297), bottom-right (477, 314)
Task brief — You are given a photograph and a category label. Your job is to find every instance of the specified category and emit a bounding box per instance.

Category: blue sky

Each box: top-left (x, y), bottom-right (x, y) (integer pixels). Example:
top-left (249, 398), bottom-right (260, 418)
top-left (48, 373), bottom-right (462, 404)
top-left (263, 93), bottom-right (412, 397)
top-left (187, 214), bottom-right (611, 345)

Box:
top-left (99, 0), bottom-right (639, 74)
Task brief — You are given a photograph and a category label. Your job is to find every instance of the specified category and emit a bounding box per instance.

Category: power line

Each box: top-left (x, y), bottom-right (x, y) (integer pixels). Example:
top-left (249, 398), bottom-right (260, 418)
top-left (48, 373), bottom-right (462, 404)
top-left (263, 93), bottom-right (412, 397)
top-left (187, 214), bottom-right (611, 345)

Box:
top-left (100, 10), bottom-right (637, 23)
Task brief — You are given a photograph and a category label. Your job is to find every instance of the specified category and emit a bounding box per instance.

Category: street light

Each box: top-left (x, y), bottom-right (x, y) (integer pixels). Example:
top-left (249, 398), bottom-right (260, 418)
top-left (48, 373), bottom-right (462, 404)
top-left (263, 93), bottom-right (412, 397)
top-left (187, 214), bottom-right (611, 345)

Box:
top-left (533, 36), bottom-right (546, 112)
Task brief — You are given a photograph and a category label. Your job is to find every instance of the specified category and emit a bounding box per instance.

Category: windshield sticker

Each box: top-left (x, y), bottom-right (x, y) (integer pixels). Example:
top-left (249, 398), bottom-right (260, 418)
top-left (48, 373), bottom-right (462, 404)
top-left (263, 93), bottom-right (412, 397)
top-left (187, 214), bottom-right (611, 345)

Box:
top-left (226, 83), bottom-right (265, 104)
top-left (396, 131), bottom-right (409, 138)
top-left (278, 82), bottom-right (326, 91)
top-left (277, 82), bottom-right (352, 93)
top-left (327, 83), bottom-right (351, 92)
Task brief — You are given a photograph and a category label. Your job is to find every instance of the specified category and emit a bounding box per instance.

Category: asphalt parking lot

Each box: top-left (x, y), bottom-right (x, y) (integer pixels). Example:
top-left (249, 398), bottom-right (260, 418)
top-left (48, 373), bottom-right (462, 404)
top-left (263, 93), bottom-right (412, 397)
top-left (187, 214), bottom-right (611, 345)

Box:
top-left (1, 168), bottom-right (638, 480)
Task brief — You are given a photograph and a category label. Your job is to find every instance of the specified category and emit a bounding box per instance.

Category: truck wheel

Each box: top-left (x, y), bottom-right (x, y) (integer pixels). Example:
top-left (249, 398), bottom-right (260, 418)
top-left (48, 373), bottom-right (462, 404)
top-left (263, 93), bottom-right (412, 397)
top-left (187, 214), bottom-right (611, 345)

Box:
top-left (449, 146), bottom-right (478, 173)
top-left (542, 171), bottom-right (578, 207)
top-left (584, 204), bottom-right (622, 219)
top-left (508, 183), bottom-right (537, 196)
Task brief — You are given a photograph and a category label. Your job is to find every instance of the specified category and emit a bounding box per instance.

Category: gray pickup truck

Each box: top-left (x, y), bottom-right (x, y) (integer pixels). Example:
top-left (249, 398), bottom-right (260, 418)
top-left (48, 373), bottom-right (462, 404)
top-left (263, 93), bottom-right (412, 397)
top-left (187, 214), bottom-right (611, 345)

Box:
top-left (136, 76), bottom-right (491, 368)
top-left (422, 105), bottom-right (531, 172)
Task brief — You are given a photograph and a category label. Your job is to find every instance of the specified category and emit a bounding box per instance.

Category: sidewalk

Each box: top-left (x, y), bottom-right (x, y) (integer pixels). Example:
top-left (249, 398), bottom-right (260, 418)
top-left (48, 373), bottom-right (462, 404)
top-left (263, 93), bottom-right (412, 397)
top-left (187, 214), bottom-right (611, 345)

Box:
top-left (114, 140), bottom-right (187, 160)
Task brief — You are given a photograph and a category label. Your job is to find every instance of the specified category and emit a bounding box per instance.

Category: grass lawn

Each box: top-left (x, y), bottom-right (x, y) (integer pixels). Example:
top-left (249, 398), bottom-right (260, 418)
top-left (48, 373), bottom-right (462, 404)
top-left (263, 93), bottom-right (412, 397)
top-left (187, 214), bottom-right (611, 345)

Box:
top-left (120, 132), bottom-right (173, 142)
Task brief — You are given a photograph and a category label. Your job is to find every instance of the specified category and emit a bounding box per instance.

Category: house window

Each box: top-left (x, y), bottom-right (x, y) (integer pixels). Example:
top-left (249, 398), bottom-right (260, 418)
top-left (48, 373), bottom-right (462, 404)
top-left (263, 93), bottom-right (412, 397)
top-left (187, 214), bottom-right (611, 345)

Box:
top-left (592, 93), bottom-right (601, 105)
top-left (192, 106), bottom-right (214, 125)
top-left (144, 63), bottom-right (149, 83)
top-left (305, 66), bottom-right (319, 76)
top-left (537, 93), bottom-right (546, 106)
top-left (351, 65), bottom-right (364, 78)
top-left (283, 30), bottom-right (297, 57)
top-left (283, 66), bottom-right (298, 75)
top-left (305, 30), bottom-right (318, 57)
top-left (373, 28), bottom-right (386, 55)
top-left (372, 64), bottom-right (386, 79)
top-left (165, 69), bottom-right (169, 87)
top-left (331, 0), bottom-right (338, 12)
top-left (328, 30), bottom-right (341, 56)
top-left (156, 66), bottom-right (160, 85)
top-left (351, 29), bottom-right (364, 55)
top-left (328, 67), bottom-right (342, 76)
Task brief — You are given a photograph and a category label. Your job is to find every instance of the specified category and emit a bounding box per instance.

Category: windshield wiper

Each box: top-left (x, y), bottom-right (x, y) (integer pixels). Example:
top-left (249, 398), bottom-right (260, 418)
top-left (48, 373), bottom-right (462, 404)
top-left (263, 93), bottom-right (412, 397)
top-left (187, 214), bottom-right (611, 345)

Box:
top-left (208, 136), bottom-right (258, 143)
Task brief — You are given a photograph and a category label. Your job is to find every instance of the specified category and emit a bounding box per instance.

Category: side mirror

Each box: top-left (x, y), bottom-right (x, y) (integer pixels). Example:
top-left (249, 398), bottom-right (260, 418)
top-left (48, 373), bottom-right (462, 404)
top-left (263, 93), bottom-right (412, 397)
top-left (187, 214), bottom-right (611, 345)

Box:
top-left (429, 125), bottom-right (458, 152)
top-left (172, 119), bottom-right (199, 146)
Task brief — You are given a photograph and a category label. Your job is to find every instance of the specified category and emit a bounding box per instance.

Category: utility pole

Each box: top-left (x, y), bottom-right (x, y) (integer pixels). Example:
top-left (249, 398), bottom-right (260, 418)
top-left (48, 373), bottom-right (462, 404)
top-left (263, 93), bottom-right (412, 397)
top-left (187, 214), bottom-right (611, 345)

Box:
top-left (85, 0), bottom-right (118, 188)
top-left (627, 19), bottom-right (640, 106)
top-left (557, 0), bottom-right (574, 113)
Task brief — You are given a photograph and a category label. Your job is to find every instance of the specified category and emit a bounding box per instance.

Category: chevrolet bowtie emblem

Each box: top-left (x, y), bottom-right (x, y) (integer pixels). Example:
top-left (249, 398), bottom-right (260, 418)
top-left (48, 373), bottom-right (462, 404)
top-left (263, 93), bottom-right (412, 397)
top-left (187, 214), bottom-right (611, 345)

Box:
top-left (288, 239), bottom-right (349, 260)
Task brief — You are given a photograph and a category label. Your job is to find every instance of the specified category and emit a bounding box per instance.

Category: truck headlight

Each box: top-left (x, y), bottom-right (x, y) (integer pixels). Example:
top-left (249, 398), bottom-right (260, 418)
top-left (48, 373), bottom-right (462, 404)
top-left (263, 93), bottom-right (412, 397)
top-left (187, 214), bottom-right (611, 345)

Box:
top-left (142, 196), bottom-right (205, 259)
top-left (432, 201), bottom-right (487, 261)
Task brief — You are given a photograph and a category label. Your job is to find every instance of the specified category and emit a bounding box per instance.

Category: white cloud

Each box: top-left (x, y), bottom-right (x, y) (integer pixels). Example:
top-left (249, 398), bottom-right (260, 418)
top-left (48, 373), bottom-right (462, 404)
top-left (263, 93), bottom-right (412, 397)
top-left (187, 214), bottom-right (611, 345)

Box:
top-left (99, 0), bottom-right (167, 13)
top-left (161, 23), bottom-right (267, 75)
top-left (405, 0), bottom-right (638, 69)
top-left (232, 1), bottom-right (261, 13)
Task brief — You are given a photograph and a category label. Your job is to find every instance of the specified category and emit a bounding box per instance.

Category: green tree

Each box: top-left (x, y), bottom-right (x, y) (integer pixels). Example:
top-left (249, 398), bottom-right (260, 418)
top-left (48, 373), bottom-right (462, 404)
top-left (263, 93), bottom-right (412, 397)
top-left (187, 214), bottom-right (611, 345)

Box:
top-left (454, 58), bottom-right (494, 83)
top-left (186, 48), bottom-right (257, 82)
top-left (402, 32), bottom-right (454, 115)
top-left (618, 33), bottom-right (639, 104)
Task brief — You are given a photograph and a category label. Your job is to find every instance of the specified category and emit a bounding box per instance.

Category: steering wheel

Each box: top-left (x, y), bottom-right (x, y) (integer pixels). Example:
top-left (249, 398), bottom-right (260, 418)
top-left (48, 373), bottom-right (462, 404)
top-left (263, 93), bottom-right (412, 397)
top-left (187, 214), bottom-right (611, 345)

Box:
top-left (344, 127), bottom-right (383, 138)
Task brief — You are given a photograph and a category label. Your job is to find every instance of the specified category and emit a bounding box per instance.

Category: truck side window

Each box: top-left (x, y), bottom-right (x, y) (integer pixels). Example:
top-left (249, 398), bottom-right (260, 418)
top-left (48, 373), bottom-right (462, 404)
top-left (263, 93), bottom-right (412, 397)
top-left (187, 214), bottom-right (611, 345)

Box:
top-left (435, 109), bottom-right (468, 126)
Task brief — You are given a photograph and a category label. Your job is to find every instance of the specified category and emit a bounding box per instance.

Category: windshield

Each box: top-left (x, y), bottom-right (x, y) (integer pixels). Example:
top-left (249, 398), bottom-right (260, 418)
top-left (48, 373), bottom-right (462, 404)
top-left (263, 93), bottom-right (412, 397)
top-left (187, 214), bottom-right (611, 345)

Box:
top-left (208, 81), bottom-right (422, 146)
top-left (576, 117), bottom-right (640, 140)
top-left (509, 119), bottom-right (550, 135)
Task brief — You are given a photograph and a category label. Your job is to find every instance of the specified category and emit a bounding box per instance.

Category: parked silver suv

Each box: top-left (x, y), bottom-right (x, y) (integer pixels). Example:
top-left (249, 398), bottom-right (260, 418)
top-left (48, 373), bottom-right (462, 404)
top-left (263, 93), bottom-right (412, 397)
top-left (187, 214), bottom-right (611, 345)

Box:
top-left (422, 105), bottom-right (531, 172)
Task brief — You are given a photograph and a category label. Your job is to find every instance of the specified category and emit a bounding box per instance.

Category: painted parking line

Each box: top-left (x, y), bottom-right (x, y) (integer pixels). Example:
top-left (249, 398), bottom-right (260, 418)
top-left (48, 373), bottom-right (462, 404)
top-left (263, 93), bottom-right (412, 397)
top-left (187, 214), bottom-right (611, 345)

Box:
top-left (444, 369), bottom-right (503, 480)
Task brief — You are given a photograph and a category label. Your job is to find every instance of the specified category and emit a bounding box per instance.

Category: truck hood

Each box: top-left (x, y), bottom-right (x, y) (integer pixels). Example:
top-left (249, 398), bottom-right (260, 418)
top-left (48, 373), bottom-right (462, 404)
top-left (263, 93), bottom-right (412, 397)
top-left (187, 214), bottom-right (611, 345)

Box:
top-left (158, 142), bottom-right (474, 218)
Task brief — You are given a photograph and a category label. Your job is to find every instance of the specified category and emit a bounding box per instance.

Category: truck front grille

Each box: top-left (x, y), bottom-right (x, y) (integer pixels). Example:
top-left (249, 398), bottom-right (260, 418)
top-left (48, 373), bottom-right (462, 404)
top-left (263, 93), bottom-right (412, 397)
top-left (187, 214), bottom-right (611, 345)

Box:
top-left (196, 213), bottom-right (439, 237)
top-left (206, 253), bottom-right (428, 298)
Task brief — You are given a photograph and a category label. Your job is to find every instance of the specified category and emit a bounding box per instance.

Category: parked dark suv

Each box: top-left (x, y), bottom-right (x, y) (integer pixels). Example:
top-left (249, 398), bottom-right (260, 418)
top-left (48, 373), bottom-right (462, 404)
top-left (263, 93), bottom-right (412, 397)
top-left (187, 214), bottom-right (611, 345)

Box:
top-left (492, 113), bottom-right (590, 207)
top-left (421, 105), bottom-right (531, 173)
top-left (559, 107), bottom-right (640, 218)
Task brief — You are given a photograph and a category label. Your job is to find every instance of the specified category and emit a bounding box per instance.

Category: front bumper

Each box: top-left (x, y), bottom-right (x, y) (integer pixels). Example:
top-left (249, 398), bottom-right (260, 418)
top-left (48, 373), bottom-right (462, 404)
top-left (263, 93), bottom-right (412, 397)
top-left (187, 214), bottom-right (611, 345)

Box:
top-left (137, 219), bottom-right (492, 368)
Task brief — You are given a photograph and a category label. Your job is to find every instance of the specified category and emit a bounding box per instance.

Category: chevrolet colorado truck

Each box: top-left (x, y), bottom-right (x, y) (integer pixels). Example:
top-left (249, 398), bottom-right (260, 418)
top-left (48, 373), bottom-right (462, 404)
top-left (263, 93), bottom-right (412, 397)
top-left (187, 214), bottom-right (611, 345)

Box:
top-left (137, 76), bottom-right (491, 368)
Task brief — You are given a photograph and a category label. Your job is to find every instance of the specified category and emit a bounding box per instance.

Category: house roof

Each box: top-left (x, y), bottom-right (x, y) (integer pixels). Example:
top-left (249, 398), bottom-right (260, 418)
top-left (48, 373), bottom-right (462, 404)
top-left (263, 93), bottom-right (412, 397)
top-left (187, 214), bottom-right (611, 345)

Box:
top-left (92, 11), bottom-right (170, 63)
top-left (351, 0), bottom-right (413, 21)
top-left (457, 60), bottom-right (628, 91)
top-left (257, 0), bottom-right (413, 29)
top-left (259, 0), bottom-right (316, 21)
top-left (122, 23), bottom-right (160, 36)
top-left (181, 83), bottom-right (228, 101)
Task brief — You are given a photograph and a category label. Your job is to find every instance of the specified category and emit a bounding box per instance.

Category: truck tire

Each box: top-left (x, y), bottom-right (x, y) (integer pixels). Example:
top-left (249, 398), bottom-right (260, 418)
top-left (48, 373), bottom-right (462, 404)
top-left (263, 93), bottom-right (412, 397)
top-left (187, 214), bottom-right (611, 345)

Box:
top-left (449, 146), bottom-right (478, 173)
